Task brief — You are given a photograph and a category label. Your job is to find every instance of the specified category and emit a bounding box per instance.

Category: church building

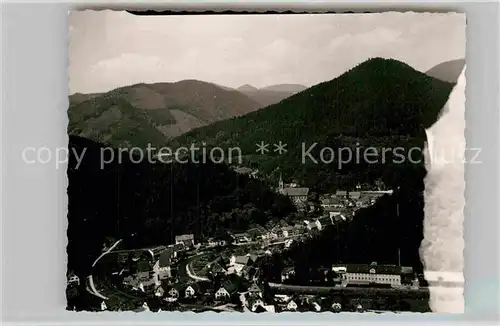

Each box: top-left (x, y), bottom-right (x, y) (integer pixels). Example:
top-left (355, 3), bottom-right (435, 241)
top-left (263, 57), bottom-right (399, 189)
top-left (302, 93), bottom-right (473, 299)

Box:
top-left (277, 174), bottom-right (309, 210)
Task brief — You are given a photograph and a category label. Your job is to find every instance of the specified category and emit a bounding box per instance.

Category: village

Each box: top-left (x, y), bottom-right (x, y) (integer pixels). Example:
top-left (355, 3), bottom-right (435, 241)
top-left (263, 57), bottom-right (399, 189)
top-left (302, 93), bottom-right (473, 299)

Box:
top-left (67, 176), bottom-right (425, 313)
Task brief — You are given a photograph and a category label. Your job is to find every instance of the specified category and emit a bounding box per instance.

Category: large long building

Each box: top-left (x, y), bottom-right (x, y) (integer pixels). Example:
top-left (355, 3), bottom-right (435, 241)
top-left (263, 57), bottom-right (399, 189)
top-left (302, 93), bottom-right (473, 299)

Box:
top-left (332, 262), bottom-right (414, 286)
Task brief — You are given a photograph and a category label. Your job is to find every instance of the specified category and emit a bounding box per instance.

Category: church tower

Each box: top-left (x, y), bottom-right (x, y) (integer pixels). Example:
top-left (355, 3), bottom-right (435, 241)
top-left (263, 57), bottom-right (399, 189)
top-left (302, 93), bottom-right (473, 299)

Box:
top-left (278, 173), bottom-right (284, 194)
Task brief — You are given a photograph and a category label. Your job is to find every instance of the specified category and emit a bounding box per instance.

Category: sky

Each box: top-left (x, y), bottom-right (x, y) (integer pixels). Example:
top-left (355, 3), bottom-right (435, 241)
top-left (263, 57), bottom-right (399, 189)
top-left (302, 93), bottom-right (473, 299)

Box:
top-left (69, 11), bottom-right (465, 94)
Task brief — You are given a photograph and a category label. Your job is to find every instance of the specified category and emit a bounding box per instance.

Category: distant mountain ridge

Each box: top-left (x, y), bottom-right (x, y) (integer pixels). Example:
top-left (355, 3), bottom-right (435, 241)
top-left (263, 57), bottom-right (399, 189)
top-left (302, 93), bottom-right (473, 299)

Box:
top-left (68, 80), bottom-right (309, 146)
top-left (235, 83), bottom-right (308, 107)
top-left (425, 59), bottom-right (465, 83)
top-left (68, 80), bottom-right (262, 147)
top-left (237, 84), bottom-right (259, 92)
top-left (261, 84), bottom-right (308, 93)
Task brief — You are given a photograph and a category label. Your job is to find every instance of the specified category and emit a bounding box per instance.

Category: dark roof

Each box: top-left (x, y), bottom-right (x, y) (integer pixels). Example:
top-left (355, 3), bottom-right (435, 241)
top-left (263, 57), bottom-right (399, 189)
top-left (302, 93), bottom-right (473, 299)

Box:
top-left (349, 191), bottom-right (361, 199)
top-left (283, 188), bottom-right (309, 196)
top-left (220, 251), bottom-right (232, 260)
top-left (234, 166), bottom-right (253, 174)
top-left (254, 305), bottom-right (267, 313)
top-left (171, 283), bottom-right (185, 292)
top-left (149, 245), bottom-right (167, 257)
top-left (244, 267), bottom-right (258, 278)
top-left (234, 255), bottom-right (252, 265)
top-left (248, 283), bottom-right (263, 293)
top-left (317, 216), bottom-right (332, 225)
top-left (248, 294), bottom-right (264, 306)
top-left (221, 280), bottom-right (238, 294)
top-left (331, 214), bottom-right (345, 222)
top-left (246, 228), bottom-right (264, 237)
top-left (233, 233), bottom-right (248, 238)
top-left (175, 234), bottom-right (194, 241)
top-left (345, 263), bottom-right (406, 275)
top-left (210, 262), bottom-right (226, 274)
top-left (136, 260), bottom-right (151, 272)
top-left (321, 197), bottom-right (342, 205)
top-left (324, 206), bottom-right (343, 212)
top-left (158, 248), bottom-right (174, 267)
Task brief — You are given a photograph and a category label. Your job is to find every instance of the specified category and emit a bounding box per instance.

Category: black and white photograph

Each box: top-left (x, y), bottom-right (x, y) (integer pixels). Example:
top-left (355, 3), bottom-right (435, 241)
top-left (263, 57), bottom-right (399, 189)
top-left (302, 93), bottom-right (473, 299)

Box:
top-left (66, 11), bottom-right (466, 313)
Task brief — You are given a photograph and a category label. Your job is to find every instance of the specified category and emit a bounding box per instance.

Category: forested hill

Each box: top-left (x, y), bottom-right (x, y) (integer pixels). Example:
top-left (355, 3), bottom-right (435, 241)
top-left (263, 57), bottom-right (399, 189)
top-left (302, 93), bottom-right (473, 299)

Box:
top-left (67, 135), bottom-right (294, 278)
top-left (172, 58), bottom-right (455, 193)
top-left (67, 80), bottom-right (262, 147)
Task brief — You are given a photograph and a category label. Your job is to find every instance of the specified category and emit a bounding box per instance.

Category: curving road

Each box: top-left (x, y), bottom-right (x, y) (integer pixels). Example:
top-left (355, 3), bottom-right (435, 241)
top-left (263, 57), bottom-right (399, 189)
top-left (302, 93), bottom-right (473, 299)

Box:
top-left (186, 261), bottom-right (209, 281)
top-left (88, 239), bottom-right (123, 299)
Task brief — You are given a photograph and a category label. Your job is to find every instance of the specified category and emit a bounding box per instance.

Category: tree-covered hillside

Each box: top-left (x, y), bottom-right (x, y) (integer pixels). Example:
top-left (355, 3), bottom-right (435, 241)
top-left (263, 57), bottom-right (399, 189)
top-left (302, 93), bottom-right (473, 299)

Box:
top-left (172, 58), bottom-right (454, 192)
top-left (68, 80), bottom-right (262, 147)
top-left (67, 136), bottom-right (294, 279)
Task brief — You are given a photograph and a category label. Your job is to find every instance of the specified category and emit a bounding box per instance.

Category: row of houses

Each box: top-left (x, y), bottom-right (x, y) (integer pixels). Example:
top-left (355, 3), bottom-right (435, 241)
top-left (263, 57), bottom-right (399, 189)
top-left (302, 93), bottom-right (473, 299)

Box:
top-left (320, 190), bottom-right (394, 209)
top-left (154, 278), bottom-right (257, 302)
top-left (231, 223), bottom-right (307, 245)
top-left (304, 213), bottom-right (347, 232)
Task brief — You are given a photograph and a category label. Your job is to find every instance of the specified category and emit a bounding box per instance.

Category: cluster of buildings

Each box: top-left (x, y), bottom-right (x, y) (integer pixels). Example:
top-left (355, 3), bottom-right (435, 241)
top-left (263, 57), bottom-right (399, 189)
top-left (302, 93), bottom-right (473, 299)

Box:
top-left (114, 185), bottom-right (396, 299)
top-left (230, 222), bottom-right (307, 248)
top-left (120, 234), bottom-right (196, 293)
top-left (97, 177), bottom-right (407, 312)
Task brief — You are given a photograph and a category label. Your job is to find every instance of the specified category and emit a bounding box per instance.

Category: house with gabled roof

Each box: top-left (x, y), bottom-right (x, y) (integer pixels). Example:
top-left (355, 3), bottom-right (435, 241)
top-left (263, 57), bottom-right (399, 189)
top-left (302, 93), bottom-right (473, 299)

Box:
top-left (284, 239), bottom-right (294, 248)
top-left (136, 260), bottom-right (153, 282)
top-left (175, 234), bottom-right (195, 247)
top-left (231, 232), bottom-right (250, 244)
top-left (247, 282), bottom-right (264, 298)
top-left (214, 280), bottom-right (238, 300)
top-left (155, 285), bottom-right (165, 297)
top-left (149, 245), bottom-right (167, 259)
top-left (262, 305), bottom-right (276, 312)
top-left (67, 273), bottom-right (80, 286)
top-left (281, 267), bottom-right (295, 282)
top-left (248, 295), bottom-right (265, 312)
top-left (348, 191), bottom-right (361, 200)
top-left (321, 196), bottom-right (344, 208)
top-left (168, 283), bottom-right (184, 298)
top-left (185, 283), bottom-right (200, 298)
top-left (230, 255), bottom-right (254, 275)
top-left (306, 220), bottom-right (320, 231)
top-left (286, 299), bottom-right (298, 311)
top-left (153, 248), bottom-right (174, 284)
top-left (316, 216), bottom-right (333, 231)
